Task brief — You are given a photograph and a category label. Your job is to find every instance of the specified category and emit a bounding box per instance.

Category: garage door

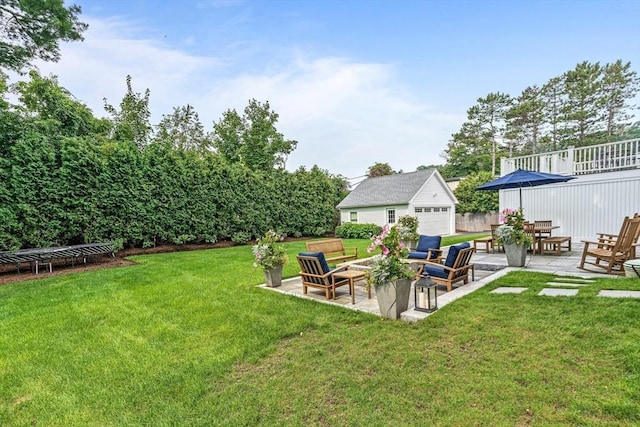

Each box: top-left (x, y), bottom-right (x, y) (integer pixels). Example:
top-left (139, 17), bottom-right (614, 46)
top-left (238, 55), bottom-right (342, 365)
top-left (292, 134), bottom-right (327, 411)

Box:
top-left (414, 207), bottom-right (450, 235)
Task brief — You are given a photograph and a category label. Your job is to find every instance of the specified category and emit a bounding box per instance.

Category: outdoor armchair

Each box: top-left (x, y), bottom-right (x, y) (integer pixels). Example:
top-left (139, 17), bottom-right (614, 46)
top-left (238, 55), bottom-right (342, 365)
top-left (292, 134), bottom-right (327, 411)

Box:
top-left (296, 252), bottom-right (351, 300)
top-left (416, 242), bottom-right (475, 292)
top-left (579, 215), bottom-right (640, 275)
top-left (407, 235), bottom-right (442, 262)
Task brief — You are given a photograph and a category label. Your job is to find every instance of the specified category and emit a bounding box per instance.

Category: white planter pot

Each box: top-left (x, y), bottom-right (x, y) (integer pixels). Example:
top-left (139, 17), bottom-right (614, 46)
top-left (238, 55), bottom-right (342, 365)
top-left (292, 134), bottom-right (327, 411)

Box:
top-left (504, 243), bottom-right (527, 267)
top-left (374, 278), bottom-right (412, 319)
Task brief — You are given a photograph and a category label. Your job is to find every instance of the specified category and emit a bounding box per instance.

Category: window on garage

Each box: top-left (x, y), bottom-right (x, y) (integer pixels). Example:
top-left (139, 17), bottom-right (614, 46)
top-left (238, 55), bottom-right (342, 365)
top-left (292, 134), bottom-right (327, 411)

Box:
top-left (350, 211), bottom-right (358, 222)
top-left (387, 209), bottom-right (396, 224)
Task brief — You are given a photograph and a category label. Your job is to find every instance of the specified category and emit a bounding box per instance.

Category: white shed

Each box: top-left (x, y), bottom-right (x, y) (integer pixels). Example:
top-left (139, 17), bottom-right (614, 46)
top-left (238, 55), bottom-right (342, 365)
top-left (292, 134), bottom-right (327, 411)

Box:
top-left (336, 169), bottom-right (458, 235)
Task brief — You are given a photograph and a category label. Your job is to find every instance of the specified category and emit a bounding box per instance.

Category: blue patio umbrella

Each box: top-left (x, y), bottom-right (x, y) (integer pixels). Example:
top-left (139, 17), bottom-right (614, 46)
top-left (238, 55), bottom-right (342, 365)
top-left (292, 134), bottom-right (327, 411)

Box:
top-left (476, 169), bottom-right (576, 208)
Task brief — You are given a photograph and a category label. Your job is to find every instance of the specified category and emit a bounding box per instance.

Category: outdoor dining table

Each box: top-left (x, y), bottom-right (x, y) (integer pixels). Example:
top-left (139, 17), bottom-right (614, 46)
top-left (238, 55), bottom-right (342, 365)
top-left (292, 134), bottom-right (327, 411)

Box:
top-left (531, 225), bottom-right (560, 254)
top-left (534, 225), bottom-right (560, 238)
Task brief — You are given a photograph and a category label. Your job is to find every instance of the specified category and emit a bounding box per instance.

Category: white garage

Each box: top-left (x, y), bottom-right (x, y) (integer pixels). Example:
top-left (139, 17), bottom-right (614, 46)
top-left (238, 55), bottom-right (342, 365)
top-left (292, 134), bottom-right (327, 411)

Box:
top-left (414, 206), bottom-right (452, 235)
top-left (337, 169), bottom-right (458, 235)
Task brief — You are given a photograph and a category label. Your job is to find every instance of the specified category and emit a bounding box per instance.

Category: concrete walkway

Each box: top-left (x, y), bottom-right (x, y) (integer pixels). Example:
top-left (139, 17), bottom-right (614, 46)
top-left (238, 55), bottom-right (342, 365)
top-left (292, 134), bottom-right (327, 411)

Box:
top-left (260, 241), bottom-right (639, 322)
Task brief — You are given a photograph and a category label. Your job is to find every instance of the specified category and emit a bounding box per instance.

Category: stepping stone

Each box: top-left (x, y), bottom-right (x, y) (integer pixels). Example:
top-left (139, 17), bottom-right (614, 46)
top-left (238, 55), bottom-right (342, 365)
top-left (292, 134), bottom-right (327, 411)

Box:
top-left (598, 290), bottom-right (640, 299)
top-left (545, 281), bottom-right (589, 287)
top-left (552, 277), bottom-right (595, 283)
top-left (538, 288), bottom-right (578, 297)
top-left (491, 287), bottom-right (528, 294)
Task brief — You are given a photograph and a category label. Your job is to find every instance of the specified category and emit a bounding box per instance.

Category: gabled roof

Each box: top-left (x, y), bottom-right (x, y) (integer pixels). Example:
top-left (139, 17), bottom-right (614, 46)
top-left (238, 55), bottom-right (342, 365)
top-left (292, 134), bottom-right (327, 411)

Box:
top-left (337, 169), bottom-right (438, 209)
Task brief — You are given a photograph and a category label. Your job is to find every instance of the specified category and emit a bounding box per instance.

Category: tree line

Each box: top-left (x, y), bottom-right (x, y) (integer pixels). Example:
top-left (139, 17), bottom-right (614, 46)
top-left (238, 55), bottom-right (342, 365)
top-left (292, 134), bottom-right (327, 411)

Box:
top-left (0, 72), bottom-right (348, 251)
top-left (439, 60), bottom-right (640, 178)
top-left (0, 2), bottom-right (346, 251)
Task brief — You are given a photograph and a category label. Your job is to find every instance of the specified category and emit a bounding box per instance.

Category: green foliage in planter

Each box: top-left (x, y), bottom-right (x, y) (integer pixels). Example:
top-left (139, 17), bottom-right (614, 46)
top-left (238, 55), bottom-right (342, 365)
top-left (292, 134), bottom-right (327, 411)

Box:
top-left (335, 222), bottom-right (382, 239)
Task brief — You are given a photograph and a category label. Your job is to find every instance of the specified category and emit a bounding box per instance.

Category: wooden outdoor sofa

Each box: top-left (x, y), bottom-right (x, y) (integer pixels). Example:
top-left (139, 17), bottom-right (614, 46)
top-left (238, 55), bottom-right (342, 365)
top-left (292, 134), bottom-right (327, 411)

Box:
top-left (305, 238), bottom-right (357, 264)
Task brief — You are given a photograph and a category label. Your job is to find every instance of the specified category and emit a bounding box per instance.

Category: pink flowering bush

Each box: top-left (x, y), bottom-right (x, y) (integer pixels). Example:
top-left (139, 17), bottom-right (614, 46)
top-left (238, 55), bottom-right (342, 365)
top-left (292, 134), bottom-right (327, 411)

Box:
top-left (496, 208), bottom-right (532, 246)
top-left (366, 224), bottom-right (415, 287)
top-left (252, 230), bottom-right (288, 271)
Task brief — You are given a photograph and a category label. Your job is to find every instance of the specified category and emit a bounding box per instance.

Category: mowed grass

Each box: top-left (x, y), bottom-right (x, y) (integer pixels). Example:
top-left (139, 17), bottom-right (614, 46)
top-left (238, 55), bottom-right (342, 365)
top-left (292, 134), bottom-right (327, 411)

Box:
top-left (1, 238), bottom-right (639, 426)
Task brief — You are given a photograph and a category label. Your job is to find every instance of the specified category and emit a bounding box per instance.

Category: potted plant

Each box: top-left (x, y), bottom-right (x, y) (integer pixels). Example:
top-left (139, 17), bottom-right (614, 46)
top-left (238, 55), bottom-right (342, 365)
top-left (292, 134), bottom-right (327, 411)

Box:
top-left (366, 224), bottom-right (416, 319)
top-left (253, 230), bottom-right (288, 287)
top-left (495, 208), bottom-right (532, 267)
top-left (397, 215), bottom-right (419, 250)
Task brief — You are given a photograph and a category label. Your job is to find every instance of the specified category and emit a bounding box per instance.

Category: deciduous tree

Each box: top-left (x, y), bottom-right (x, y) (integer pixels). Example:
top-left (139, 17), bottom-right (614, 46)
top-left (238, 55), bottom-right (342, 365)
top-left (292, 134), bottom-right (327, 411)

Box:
top-left (154, 104), bottom-right (212, 153)
top-left (104, 75), bottom-right (153, 149)
top-left (212, 99), bottom-right (297, 170)
top-left (0, 0), bottom-right (87, 73)
top-left (453, 171), bottom-right (499, 214)
top-left (367, 162), bottom-right (395, 177)
top-left (14, 70), bottom-right (108, 137)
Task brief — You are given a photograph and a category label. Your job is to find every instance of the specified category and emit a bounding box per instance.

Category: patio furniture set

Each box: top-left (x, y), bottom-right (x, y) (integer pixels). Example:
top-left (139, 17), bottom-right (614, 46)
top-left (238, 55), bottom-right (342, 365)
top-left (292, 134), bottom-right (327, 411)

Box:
top-left (296, 213), bottom-right (639, 306)
top-left (297, 236), bottom-right (475, 303)
top-left (473, 220), bottom-right (572, 256)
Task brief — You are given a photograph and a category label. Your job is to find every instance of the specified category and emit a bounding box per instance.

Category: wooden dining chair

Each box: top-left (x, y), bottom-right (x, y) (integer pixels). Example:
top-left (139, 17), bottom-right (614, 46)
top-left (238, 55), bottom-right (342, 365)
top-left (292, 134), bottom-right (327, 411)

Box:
top-left (534, 220), bottom-right (553, 239)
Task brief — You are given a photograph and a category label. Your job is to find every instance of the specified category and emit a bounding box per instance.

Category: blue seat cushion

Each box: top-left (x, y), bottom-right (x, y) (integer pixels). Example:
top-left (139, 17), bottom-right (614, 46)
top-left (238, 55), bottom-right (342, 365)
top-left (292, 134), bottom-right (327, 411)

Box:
top-left (444, 242), bottom-right (470, 268)
top-left (407, 251), bottom-right (429, 259)
top-left (422, 265), bottom-right (448, 279)
top-left (298, 251), bottom-right (331, 274)
top-left (416, 235), bottom-right (442, 258)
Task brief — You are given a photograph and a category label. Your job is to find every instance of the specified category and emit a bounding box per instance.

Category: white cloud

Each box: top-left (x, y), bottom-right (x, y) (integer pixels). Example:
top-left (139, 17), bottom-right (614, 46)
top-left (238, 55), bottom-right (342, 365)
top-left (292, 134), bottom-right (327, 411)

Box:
top-left (31, 15), bottom-right (463, 179)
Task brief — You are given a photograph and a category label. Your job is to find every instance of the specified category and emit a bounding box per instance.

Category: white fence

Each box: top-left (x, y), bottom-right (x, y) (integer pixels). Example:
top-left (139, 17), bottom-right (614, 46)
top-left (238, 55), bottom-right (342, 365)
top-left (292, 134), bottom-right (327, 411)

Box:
top-left (502, 138), bottom-right (640, 176)
top-left (498, 169), bottom-right (640, 241)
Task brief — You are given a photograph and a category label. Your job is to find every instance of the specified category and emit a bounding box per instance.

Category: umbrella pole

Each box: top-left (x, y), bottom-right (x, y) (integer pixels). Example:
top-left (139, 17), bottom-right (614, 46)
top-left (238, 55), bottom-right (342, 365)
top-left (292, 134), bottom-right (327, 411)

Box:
top-left (519, 187), bottom-right (522, 209)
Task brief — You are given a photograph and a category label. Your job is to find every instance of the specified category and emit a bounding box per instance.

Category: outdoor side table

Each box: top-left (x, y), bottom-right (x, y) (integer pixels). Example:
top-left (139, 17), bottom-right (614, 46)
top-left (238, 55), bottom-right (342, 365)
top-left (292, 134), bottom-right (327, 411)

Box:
top-left (332, 270), bottom-right (368, 304)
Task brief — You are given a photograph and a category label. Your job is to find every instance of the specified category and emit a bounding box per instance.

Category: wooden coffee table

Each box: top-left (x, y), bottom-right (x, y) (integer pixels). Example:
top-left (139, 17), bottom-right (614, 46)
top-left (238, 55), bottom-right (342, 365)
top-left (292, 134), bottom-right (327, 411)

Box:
top-left (332, 269), bottom-right (368, 304)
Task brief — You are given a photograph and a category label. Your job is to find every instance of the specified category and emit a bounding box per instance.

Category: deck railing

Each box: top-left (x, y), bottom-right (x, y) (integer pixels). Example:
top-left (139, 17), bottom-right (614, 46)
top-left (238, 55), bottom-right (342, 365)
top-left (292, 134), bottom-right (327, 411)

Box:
top-left (501, 138), bottom-right (640, 176)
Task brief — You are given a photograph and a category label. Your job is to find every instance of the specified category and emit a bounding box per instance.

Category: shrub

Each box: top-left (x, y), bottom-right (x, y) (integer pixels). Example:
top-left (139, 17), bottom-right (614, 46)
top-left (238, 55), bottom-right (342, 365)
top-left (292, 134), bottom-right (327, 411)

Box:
top-left (335, 222), bottom-right (381, 239)
top-left (231, 232), bottom-right (251, 244)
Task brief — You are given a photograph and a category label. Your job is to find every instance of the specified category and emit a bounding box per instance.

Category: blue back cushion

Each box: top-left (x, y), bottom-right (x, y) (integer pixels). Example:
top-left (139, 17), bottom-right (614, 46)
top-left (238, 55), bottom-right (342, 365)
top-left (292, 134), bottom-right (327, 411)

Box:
top-left (444, 242), bottom-right (470, 268)
top-left (298, 251), bottom-right (331, 274)
top-left (416, 235), bottom-right (442, 258)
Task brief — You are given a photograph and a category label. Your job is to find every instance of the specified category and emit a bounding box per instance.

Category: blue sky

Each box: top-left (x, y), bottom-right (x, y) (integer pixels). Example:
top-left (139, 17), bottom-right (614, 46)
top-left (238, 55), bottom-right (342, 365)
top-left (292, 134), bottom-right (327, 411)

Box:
top-left (32, 0), bottom-right (640, 181)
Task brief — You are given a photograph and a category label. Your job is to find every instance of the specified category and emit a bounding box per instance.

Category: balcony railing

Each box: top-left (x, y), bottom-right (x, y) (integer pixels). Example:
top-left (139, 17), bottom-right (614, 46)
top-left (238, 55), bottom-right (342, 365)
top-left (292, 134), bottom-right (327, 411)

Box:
top-left (501, 138), bottom-right (640, 176)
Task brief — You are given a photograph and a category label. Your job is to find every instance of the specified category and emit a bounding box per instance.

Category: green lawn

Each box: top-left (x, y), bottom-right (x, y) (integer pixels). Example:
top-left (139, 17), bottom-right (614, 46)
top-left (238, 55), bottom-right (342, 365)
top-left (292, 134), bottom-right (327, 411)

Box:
top-left (1, 237), bottom-right (639, 426)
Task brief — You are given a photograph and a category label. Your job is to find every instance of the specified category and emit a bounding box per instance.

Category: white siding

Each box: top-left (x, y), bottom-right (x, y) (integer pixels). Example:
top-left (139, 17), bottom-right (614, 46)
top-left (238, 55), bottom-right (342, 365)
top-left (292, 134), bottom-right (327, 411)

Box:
top-left (499, 169), bottom-right (640, 241)
top-left (411, 177), bottom-right (452, 206)
top-left (340, 205), bottom-right (409, 227)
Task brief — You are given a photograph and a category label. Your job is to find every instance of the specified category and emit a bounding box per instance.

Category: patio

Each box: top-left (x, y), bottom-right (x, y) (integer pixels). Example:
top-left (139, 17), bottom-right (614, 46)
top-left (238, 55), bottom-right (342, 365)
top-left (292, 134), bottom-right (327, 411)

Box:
top-left (261, 240), bottom-right (624, 322)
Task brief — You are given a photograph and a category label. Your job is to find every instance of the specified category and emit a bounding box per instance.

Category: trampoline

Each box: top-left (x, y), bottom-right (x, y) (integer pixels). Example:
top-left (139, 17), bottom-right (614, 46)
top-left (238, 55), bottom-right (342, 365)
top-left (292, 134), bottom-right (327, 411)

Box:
top-left (0, 242), bottom-right (114, 274)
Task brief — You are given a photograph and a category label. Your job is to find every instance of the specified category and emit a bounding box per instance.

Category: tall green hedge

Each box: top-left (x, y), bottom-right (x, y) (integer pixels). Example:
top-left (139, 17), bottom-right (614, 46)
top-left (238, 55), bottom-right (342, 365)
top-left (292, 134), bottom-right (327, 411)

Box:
top-left (0, 133), bottom-right (344, 250)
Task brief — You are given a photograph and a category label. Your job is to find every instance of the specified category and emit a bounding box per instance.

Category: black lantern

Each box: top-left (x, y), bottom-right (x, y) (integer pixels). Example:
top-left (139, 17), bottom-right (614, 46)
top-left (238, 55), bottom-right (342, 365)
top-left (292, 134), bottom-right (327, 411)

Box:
top-left (414, 275), bottom-right (438, 312)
